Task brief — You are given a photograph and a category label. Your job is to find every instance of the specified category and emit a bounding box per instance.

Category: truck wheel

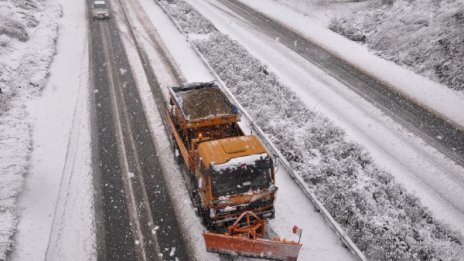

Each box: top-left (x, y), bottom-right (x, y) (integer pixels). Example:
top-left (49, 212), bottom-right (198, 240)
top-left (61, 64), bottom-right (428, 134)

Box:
top-left (199, 208), bottom-right (213, 230)
top-left (192, 187), bottom-right (201, 206)
top-left (189, 188), bottom-right (200, 216)
top-left (202, 215), bottom-right (213, 230)
top-left (188, 178), bottom-right (205, 217)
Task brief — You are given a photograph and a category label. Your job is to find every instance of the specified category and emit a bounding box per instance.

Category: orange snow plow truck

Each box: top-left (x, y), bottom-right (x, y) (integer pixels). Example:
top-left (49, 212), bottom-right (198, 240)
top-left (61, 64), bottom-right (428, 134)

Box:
top-left (166, 82), bottom-right (302, 260)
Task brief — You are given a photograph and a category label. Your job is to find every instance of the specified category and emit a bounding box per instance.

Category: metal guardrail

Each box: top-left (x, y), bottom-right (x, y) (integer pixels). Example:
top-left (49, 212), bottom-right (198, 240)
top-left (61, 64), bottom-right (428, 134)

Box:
top-left (155, 1), bottom-right (367, 260)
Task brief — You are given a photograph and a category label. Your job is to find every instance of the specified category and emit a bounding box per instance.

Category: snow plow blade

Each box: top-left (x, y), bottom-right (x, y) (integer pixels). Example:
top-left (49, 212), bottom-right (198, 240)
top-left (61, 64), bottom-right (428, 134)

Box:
top-left (202, 211), bottom-right (302, 260)
top-left (203, 232), bottom-right (302, 261)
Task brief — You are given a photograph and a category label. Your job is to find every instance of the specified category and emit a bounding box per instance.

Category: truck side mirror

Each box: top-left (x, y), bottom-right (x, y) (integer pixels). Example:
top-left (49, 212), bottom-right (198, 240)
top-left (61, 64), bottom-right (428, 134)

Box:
top-left (271, 186), bottom-right (278, 193)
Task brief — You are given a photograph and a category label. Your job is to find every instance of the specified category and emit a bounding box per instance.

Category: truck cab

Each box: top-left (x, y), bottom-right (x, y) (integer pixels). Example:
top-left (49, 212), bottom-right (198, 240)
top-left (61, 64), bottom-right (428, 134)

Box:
top-left (196, 135), bottom-right (277, 226)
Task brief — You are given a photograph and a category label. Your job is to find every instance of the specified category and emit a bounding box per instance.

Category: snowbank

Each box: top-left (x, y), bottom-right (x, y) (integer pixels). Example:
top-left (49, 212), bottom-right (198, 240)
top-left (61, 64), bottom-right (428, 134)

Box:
top-left (0, 0), bottom-right (61, 259)
top-left (159, 0), bottom-right (464, 259)
top-left (240, 0), bottom-right (464, 130)
top-left (330, 0), bottom-right (464, 91)
top-left (11, 0), bottom-right (94, 259)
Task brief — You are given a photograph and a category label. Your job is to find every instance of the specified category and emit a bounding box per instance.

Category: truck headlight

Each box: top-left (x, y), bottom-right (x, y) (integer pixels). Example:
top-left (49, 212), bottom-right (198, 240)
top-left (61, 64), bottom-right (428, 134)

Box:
top-left (218, 206), bottom-right (237, 213)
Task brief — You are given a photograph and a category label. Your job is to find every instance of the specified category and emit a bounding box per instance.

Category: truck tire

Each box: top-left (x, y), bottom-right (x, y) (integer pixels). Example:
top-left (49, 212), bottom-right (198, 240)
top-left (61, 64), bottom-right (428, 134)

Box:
top-left (190, 187), bottom-right (201, 217)
top-left (200, 209), bottom-right (213, 230)
top-left (193, 196), bottom-right (200, 217)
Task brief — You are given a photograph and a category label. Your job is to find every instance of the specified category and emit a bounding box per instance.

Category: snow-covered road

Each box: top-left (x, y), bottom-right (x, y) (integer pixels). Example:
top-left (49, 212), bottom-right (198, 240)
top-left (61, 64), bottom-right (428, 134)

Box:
top-left (4, 0), bottom-right (463, 259)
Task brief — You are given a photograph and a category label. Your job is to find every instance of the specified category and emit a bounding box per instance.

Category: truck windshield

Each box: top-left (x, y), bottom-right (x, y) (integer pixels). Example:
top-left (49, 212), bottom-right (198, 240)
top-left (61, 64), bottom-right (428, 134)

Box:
top-left (212, 158), bottom-right (272, 197)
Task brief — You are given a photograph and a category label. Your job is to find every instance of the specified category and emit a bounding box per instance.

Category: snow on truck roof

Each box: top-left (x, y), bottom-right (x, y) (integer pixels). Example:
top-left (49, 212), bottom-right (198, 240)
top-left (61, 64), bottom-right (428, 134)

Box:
top-left (198, 135), bottom-right (268, 169)
top-left (170, 82), bottom-right (238, 120)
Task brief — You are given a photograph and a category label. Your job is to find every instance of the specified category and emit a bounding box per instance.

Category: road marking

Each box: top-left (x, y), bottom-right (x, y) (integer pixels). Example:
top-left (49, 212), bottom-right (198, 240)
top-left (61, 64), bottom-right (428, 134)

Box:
top-left (105, 33), bottom-right (164, 261)
top-left (100, 21), bottom-right (150, 261)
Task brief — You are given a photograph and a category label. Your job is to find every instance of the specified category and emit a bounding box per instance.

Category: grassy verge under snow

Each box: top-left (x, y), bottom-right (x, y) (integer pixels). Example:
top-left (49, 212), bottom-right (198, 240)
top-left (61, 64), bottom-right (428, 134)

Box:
top-left (159, 0), bottom-right (464, 259)
top-left (0, 0), bottom-right (61, 259)
top-left (329, 0), bottom-right (464, 91)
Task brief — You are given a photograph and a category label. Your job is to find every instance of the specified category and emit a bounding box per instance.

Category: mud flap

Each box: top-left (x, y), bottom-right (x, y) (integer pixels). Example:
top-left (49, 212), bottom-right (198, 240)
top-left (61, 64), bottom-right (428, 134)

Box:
top-left (203, 232), bottom-right (302, 261)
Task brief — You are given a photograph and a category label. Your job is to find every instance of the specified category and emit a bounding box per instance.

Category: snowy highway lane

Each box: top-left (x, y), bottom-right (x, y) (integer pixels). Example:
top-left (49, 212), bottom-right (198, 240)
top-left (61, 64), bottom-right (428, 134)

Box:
top-left (86, 0), bottom-right (189, 259)
top-left (187, 0), bottom-right (464, 235)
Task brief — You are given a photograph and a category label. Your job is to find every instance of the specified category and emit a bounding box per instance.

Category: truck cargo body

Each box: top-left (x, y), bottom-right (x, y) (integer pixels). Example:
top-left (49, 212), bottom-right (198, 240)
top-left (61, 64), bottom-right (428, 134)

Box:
top-left (166, 82), bottom-right (277, 228)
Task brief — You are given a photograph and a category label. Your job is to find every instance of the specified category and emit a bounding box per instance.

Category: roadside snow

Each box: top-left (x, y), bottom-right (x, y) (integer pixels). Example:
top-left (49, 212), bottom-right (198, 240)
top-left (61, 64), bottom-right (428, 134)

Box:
top-left (330, 0), bottom-right (464, 91)
top-left (0, 0), bottom-right (94, 259)
top-left (265, 0), bottom-right (371, 28)
top-left (0, 0), bottom-right (61, 259)
top-left (240, 0), bottom-right (464, 129)
top-left (12, 0), bottom-right (94, 259)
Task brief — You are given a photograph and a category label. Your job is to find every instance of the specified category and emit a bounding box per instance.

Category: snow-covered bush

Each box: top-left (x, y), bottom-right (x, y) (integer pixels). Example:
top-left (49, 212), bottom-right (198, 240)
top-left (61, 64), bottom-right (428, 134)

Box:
top-left (0, 0), bottom-right (45, 115)
top-left (0, 0), bottom-right (61, 259)
top-left (160, 0), bottom-right (464, 259)
top-left (0, 16), bottom-right (29, 42)
top-left (159, 0), bottom-right (216, 34)
top-left (330, 0), bottom-right (464, 91)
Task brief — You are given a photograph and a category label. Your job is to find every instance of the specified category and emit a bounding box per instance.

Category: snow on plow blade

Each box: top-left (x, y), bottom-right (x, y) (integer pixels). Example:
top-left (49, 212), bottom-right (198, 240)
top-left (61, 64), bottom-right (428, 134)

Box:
top-left (203, 232), bottom-right (302, 261)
